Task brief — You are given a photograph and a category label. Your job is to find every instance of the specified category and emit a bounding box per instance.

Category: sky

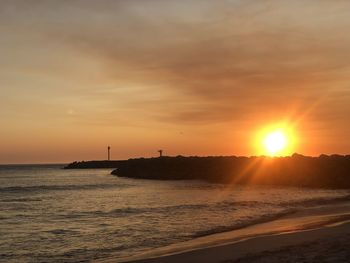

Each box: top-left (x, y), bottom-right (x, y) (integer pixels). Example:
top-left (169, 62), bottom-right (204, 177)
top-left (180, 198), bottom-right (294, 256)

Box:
top-left (1, 0), bottom-right (350, 163)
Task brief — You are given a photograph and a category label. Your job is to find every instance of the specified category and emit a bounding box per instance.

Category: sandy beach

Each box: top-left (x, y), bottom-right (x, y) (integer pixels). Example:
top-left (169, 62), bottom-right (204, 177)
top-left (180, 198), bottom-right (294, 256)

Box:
top-left (102, 202), bottom-right (350, 263)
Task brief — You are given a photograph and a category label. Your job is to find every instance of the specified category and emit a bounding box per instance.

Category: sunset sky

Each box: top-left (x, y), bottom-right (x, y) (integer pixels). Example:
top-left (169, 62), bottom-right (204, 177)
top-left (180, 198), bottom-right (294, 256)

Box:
top-left (1, 0), bottom-right (350, 163)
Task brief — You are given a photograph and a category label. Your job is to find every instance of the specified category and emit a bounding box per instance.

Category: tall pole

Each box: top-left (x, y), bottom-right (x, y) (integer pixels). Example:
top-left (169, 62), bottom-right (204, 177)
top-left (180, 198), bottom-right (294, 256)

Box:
top-left (108, 146), bottom-right (111, 161)
top-left (158, 149), bottom-right (163, 157)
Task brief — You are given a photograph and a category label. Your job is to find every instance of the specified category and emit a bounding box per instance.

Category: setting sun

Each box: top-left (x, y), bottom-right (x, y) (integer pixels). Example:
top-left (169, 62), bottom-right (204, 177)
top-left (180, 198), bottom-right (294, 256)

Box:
top-left (254, 122), bottom-right (297, 156)
top-left (263, 130), bottom-right (287, 156)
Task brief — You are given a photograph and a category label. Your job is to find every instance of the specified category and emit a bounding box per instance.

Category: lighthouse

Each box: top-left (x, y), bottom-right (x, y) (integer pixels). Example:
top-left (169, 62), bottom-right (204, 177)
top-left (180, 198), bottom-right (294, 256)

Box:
top-left (108, 146), bottom-right (111, 161)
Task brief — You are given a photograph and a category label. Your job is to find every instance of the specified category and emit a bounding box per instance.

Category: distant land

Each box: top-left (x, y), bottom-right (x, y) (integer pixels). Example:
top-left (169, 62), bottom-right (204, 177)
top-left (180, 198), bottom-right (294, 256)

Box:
top-left (64, 154), bottom-right (350, 189)
top-left (64, 160), bottom-right (126, 169)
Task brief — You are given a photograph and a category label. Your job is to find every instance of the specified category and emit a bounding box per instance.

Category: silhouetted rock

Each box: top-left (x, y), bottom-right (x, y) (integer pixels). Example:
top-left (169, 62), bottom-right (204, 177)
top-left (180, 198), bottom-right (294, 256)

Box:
top-left (110, 155), bottom-right (350, 189)
top-left (64, 160), bottom-right (125, 169)
top-left (66, 155), bottom-right (350, 188)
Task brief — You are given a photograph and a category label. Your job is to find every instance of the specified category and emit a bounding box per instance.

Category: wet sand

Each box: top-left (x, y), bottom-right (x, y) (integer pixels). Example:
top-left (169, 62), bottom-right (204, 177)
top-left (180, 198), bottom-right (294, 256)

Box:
top-left (229, 232), bottom-right (350, 263)
top-left (101, 202), bottom-right (350, 263)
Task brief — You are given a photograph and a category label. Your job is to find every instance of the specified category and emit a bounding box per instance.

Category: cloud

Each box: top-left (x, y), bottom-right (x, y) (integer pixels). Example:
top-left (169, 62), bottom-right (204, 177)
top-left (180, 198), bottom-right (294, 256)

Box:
top-left (45, 0), bottom-right (350, 125)
top-left (1, 0), bottom-right (350, 158)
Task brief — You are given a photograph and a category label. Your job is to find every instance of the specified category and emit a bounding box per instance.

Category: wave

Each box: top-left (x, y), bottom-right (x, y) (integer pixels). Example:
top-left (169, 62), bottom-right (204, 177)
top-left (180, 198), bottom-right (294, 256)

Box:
top-left (57, 201), bottom-right (263, 221)
top-left (278, 194), bottom-right (350, 208)
top-left (107, 195), bottom-right (350, 216)
top-left (0, 197), bottom-right (43, 202)
top-left (49, 201), bottom-right (263, 221)
top-left (54, 194), bottom-right (350, 220)
top-left (80, 201), bottom-right (264, 218)
top-left (0, 183), bottom-right (128, 193)
top-left (0, 244), bottom-right (131, 263)
top-left (191, 194), bottom-right (350, 238)
top-left (192, 209), bottom-right (297, 238)
top-left (44, 229), bottom-right (80, 235)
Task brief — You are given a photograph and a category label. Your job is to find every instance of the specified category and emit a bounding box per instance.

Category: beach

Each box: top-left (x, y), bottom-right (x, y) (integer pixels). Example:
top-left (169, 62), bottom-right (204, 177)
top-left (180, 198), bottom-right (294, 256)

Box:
top-left (110, 202), bottom-right (350, 263)
top-left (230, 232), bottom-right (350, 263)
top-left (1, 165), bottom-right (349, 262)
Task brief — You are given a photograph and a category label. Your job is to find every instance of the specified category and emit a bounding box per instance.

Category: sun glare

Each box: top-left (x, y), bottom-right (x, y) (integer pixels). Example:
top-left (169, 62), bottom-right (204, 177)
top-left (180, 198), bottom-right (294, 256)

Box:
top-left (254, 122), bottom-right (297, 156)
top-left (263, 130), bottom-right (287, 156)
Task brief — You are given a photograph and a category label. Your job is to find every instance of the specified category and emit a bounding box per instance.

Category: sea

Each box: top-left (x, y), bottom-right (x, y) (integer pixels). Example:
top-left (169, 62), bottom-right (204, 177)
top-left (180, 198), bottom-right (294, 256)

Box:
top-left (0, 164), bottom-right (349, 262)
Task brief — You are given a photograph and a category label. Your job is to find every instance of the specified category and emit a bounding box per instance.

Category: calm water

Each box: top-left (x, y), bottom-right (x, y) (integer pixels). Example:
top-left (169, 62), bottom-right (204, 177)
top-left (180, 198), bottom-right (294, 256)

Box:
top-left (0, 165), bottom-right (349, 262)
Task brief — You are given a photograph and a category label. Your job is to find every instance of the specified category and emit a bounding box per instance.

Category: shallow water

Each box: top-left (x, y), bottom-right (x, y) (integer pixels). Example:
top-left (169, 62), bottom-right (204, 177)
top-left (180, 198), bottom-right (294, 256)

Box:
top-left (0, 165), bottom-right (348, 262)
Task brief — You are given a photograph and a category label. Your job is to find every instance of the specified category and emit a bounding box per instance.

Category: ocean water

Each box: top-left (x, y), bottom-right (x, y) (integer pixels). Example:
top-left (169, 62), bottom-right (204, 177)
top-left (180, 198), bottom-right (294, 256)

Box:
top-left (0, 165), bottom-right (349, 262)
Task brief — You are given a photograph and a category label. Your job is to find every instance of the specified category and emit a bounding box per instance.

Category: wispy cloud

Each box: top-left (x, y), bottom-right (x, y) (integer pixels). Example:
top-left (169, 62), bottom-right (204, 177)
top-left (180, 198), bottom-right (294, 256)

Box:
top-left (1, 0), bottom-right (350, 161)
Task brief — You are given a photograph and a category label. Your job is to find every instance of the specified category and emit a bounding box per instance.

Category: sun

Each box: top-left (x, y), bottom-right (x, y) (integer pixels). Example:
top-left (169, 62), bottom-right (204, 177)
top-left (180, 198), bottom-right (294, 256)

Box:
top-left (254, 122), bottom-right (297, 156)
top-left (263, 130), bottom-right (287, 156)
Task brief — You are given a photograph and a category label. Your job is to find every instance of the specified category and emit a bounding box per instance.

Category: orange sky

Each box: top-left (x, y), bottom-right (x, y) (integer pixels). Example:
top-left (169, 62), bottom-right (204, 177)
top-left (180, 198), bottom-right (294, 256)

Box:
top-left (1, 0), bottom-right (350, 163)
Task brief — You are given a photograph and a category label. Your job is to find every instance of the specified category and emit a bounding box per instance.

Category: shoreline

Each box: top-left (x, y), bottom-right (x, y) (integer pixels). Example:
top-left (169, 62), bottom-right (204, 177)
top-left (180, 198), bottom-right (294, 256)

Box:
top-left (97, 202), bottom-right (350, 263)
top-left (129, 220), bottom-right (350, 263)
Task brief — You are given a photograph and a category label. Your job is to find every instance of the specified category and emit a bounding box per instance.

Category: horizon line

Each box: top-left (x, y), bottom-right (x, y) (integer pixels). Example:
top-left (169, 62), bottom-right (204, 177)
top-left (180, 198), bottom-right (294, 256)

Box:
top-left (2, 152), bottom-right (350, 166)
